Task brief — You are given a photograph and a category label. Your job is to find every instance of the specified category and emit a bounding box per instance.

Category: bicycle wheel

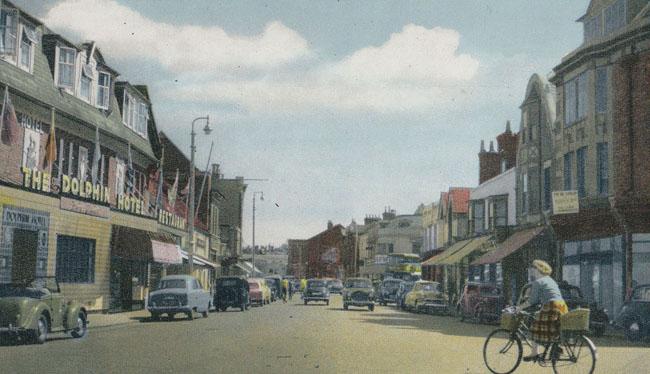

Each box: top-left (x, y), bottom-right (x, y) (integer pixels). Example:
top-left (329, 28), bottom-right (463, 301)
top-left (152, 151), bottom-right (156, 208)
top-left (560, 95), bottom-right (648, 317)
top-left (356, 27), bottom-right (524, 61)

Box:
top-left (551, 334), bottom-right (596, 374)
top-left (483, 329), bottom-right (523, 374)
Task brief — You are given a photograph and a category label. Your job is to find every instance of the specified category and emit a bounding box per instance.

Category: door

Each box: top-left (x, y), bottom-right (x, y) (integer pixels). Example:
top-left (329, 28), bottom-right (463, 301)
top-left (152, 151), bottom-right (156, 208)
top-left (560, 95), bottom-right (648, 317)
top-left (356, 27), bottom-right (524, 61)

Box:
top-left (11, 229), bottom-right (39, 283)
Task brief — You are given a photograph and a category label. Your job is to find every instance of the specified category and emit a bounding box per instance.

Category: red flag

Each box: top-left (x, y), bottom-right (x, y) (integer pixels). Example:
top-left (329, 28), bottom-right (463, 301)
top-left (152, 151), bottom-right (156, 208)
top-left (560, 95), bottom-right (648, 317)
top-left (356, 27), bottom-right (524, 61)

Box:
top-left (44, 112), bottom-right (57, 171)
top-left (1, 86), bottom-right (19, 146)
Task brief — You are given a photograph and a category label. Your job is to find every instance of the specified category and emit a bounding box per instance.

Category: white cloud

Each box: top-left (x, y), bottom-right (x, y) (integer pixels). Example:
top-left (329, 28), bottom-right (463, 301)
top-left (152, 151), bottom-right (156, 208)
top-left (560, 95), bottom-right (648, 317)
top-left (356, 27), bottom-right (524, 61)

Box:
top-left (43, 0), bottom-right (311, 72)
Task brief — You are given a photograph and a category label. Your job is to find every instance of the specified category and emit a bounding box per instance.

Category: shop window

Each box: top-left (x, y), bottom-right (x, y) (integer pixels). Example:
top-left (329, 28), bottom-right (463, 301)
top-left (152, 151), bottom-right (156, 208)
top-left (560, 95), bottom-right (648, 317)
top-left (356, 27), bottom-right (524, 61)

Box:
top-left (576, 147), bottom-right (587, 198)
top-left (597, 143), bottom-right (609, 196)
top-left (56, 235), bottom-right (95, 283)
top-left (0, 8), bottom-right (17, 59)
top-left (96, 72), bottom-right (110, 110)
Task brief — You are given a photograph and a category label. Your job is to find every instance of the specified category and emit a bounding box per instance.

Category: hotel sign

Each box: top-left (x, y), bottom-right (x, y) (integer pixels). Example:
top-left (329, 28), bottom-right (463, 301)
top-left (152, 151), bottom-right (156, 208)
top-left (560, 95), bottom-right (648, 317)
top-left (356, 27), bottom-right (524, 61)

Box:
top-left (552, 190), bottom-right (579, 215)
top-left (21, 167), bottom-right (109, 203)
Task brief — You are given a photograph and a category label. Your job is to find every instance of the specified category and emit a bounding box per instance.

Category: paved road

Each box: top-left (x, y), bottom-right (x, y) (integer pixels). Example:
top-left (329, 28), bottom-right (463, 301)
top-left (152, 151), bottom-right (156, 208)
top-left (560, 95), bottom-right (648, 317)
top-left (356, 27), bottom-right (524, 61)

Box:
top-left (1, 295), bottom-right (648, 373)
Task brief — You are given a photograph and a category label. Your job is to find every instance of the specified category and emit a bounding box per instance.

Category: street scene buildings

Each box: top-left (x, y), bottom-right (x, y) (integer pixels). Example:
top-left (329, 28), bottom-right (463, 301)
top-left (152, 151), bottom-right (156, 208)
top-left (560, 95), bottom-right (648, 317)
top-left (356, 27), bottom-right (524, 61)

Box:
top-left (2, 1), bottom-right (650, 373)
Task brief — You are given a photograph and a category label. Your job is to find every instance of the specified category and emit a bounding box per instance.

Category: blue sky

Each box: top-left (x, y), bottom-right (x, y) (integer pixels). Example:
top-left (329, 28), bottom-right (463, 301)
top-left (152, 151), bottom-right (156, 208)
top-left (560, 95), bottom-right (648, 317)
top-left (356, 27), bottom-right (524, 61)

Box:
top-left (15, 0), bottom-right (588, 245)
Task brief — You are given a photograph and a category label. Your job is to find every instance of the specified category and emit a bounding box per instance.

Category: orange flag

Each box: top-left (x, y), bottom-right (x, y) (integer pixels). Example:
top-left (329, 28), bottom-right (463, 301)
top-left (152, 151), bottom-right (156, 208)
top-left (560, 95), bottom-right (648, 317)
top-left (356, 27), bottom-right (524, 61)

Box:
top-left (44, 109), bottom-right (57, 171)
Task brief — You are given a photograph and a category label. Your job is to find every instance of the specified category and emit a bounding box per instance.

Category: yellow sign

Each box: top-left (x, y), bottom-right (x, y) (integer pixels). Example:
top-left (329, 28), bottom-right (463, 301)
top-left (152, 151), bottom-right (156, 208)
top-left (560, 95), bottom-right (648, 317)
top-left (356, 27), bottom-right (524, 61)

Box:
top-left (117, 194), bottom-right (146, 216)
top-left (158, 208), bottom-right (187, 230)
top-left (552, 190), bottom-right (579, 215)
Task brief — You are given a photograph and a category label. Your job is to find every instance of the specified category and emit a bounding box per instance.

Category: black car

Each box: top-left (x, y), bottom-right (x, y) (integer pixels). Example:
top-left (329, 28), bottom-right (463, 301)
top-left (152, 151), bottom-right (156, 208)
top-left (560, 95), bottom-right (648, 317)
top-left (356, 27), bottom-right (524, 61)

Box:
top-left (214, 276), bottom-right (250, 312)
top-left (327, 279), bottom-right (344, 294)
top-left (265, 276), bottom-right (282, 301)
top-left (614, 284), bottom-right (650, 341)
top-left (396, 281), bottom-right (415, 310)
top-left (378, 278), bottom-right (403, 306)
top-left (303, 279), bottom-right (330, 305)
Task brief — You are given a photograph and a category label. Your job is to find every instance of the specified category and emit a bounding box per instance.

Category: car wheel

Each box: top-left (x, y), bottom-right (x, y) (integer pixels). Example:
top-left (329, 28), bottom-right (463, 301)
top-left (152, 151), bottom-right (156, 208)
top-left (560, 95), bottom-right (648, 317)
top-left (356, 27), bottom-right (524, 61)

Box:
top-left (369, 304), bottom-right (374, 312)
top-left (343, 304), bottom-right (348, 310)
top-left (166, 313), bottom-right (175, 320)
top-left (326, 300), bottom-right (330, 306)
top-left (186, 311), bottom-right (195, 320)
top-left (71, 312), bottom-right (88, 338)
top-left (625, 319), bottom-right (644, 342)
top-left (202, 309), bottom-right (209, 318)
top-left (150, 313), bottom-right (160, 321)
top-left (32, 315), bottom-right (48, 344)
top-left (304, 300), bottom-right (308, 305)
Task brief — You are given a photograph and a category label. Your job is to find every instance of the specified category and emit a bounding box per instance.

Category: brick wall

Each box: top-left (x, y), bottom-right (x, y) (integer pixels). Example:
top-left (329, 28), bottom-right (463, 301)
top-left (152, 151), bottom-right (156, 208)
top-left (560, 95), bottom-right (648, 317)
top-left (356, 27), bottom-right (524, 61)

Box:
top-left (497, 131), bottom-right (518, 171)
top-left (479, 150), bottom-right (500, 184)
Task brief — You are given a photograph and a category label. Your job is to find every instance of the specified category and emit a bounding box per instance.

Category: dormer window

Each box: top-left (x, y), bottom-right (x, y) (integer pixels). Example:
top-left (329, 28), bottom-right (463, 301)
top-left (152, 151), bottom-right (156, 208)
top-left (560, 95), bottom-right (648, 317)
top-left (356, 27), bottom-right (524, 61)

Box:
top-left (0, 8), bottom-right (17, 59)
top-left (96, 72), bottom-right (110, 109)
top-left (56, 47), bottom-right (76, 90)
top-left (122, 91), bottom-right (148, 139)
top-left (18, 25), bottom-right (36, 72)
top-left (136, 102), bottom-right (148, 137)
top-left (79, 68), bottom-right (92, 103)
top-left (604, 0), bottom-right (626, 36)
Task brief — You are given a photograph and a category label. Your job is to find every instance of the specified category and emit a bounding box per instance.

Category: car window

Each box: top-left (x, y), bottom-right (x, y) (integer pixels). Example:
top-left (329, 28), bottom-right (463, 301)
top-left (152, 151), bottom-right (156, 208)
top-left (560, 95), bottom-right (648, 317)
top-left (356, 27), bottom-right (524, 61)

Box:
top-left (308, 280), bottom-right (327, 288)
top-left (159, 279), bottom-right (186, 289)
top-left (344, 279), bottom-right (371, 288)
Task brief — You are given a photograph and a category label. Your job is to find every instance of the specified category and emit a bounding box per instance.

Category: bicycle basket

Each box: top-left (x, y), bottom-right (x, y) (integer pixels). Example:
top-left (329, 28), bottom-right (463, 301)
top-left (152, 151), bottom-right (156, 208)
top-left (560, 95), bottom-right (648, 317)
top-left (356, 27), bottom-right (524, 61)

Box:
top-left (560, 308), bottom-right (590, 331)
top-left (500, 312), bottom-right (520, 331)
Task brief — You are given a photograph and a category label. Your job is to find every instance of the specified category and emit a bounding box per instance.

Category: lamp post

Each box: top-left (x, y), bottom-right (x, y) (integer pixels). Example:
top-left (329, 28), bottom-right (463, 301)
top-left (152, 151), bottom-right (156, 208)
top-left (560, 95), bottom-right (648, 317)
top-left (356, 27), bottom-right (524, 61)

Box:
top-left (251, 191), bottom-right (264, 277)
top-left (188, 115), bottom-right (211, 275)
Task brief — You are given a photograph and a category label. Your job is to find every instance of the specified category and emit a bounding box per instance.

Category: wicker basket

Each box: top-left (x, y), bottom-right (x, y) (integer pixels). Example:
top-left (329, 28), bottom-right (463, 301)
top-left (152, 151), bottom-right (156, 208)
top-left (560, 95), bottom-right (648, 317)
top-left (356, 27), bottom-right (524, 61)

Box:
top-left (500, 312), bottom-right (520, 331)
top-left (560, 308), bottom-right (590, 331)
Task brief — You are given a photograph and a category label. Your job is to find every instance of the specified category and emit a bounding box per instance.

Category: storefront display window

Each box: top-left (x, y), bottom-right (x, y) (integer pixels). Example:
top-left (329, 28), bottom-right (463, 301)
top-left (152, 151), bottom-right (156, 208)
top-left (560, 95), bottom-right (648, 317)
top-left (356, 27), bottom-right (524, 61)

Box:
top-left (633, 234), bottom-right (650, 286)
top-left (55, 235), bottom-right (96, 283)
top-left (563, 235), bottom-right (624, 319)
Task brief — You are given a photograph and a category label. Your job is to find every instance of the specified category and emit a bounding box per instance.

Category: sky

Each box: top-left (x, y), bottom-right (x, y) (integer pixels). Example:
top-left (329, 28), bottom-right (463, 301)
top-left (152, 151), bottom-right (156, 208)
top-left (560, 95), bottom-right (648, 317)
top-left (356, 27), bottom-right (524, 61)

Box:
top-left (14, 0), bottom-right (589, 246)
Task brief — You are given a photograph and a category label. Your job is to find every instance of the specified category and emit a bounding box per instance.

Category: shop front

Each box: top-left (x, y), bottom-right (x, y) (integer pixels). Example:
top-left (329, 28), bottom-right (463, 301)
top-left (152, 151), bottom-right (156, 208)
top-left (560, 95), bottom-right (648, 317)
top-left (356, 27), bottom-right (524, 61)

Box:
top-left (109, 223), bottom-right (181, 312)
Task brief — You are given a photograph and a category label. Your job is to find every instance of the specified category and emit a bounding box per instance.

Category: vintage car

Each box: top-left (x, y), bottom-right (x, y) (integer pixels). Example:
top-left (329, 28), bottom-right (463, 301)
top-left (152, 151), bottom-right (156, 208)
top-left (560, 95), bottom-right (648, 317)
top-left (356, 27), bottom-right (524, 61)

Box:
top-left (396, 281), bottom-right (415, 310)
top-left (404, 281), bottom-right (448, 314)
top-left (214, 276), bottom-right (250, 312)
top-left (327, 279), bottom-right (344, 294)
top-left (247, 278), bottom-right (267, 306)
top-left (148, 275), bottom-right (211, 320)
top-left (265, 276), bottom-right (282, 302)
top-left (518, 281), bottom-right (609, 336)
top-left (614, 284), bottom-right (650, 341)
top-left (342, 278), bottom-right (375, 311)
top-left (456, 282), bottom-right (504, 324)
top-left (303, 279), bottom-right (330, 305)
top-left (378, 278), bottom-right (403, 306)
top-left (0, 277), bottom-right (88, 344)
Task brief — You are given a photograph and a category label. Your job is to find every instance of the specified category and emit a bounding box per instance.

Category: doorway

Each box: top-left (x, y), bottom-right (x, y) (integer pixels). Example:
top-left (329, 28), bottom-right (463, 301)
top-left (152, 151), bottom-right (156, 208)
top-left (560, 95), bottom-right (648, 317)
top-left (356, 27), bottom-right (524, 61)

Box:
top-left (11, 229), bottom-right (39, 283)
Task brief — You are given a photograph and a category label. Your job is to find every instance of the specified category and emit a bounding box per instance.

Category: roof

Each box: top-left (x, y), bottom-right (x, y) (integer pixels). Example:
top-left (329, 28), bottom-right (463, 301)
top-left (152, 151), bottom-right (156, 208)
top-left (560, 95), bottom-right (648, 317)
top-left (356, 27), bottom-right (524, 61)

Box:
top-left (437, 235), bottom-right (492, 266)
top-left (448, 188), bottom-right (471, 214)
top-left (471, 227), bottom-right (545, 266)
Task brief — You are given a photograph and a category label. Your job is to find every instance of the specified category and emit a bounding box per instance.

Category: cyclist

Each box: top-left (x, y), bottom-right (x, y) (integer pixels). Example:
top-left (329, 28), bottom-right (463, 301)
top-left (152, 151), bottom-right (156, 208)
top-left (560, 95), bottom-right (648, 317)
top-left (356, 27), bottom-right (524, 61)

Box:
top-left (518, 259), bottom-right (567, 362)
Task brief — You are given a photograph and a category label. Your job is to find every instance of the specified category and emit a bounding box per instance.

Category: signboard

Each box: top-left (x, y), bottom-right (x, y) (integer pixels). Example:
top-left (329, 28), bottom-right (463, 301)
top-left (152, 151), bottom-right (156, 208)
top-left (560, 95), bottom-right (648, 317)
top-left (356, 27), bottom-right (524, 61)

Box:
top-left (321, 247), bottom-right (338, 264)
top-left (60, 196), bottom-right (110, 218)
top-left (552, 190), bottom-right (579, 215)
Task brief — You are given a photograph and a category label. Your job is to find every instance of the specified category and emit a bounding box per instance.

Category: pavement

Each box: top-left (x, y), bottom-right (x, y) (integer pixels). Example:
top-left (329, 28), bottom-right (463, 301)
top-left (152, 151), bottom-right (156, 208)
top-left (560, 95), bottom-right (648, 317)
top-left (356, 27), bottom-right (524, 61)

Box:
top-left (1, 294), bottom-right (649, 373)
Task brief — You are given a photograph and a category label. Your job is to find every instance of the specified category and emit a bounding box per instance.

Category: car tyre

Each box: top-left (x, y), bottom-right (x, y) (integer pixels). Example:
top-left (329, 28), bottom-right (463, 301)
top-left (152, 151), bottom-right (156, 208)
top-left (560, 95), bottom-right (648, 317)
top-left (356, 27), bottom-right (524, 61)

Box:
top-left (304, 300), bottom-right (308, 305)
top-left (625, 319), bottom-right (644, 342)
top-left (71, 312), bottom-right (88, 338)
top-left (369, 304), bottom-right (374, 312)
top-left (32, 315), bottom-right (48, 344)
top-left (187, 310), bottom-right (196, 320)
top-left (150, 313), bottom-right (160, 321)
top-left (202, 309), bottom-right (209, 318)
top-left (326, 300), bottom-right (330, 306)
top-left (343, 304), bottom-right (348, 310)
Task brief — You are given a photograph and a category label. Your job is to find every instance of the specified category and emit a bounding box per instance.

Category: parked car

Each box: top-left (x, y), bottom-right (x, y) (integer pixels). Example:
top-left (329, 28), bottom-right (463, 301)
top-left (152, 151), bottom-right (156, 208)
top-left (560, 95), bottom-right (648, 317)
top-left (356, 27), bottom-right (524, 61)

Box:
top-left (265, 276), bottom-right (282, 301)
top-left (247, 279), bottom-right (266, 306)
top-left (614, 284), bottom-right (650, 341)
top-left (378, 278), bottom-right (403, 306)
top-left (303, 279), bottom-right (330, 305)
top-left (328, 279), bottom-right (344, 294)
top-left (396, 281), bottom-right (415, 310)
top-left (456, 282), bottom-right (504, 324)
top-left (148, 275), bottom-right (211, 320)
top-left (0, 277), bottom-right (88, 344)
top-left (343, 278), bottom-right (375, 311)
top-left (404, 281), bottom-right (448, 314)
top-left (214, 276), bottom-right (250, 312)
top-left (517, 282), bottom-right (610, 336)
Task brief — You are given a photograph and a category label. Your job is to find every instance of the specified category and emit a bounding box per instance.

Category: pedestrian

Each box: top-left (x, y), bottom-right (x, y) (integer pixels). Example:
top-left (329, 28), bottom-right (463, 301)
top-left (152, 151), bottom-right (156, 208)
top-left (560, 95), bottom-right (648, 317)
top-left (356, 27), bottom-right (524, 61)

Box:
top-left (288, 281), bottom-right (294, 301)
top-left (518, 259), bottom-right (567, 362)
top-left (281, 278), bottom-right (289, 303)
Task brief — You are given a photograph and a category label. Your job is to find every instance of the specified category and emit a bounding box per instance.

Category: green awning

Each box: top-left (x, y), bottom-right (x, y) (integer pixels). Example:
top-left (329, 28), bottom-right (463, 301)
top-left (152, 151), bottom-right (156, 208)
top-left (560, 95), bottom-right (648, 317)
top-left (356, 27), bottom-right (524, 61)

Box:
top-left (437, 235), bottom-right (493, 266)
top-left (422, 238), bottom-right (473, 265)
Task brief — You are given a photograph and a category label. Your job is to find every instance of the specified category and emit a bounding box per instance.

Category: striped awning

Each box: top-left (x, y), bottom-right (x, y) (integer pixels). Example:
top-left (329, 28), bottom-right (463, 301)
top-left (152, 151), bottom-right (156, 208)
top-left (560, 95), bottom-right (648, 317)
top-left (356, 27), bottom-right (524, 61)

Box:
top-left (436, 235), bottom-right (493, 266)
top-left (421, 238), bottom-right (473, 266)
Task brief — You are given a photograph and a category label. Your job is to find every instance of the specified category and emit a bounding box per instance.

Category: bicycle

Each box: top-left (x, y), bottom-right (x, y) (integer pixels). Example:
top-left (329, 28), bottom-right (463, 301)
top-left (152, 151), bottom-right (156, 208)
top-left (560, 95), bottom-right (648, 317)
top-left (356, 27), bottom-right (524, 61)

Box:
top-left (483, 309), bottom-right (597, 373)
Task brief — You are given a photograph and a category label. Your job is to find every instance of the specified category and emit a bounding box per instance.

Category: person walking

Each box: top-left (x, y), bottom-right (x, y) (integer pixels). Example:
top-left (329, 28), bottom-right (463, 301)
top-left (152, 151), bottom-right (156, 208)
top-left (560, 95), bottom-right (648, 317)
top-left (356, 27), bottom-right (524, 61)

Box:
top-left (281, 278), bottom-right (289, 303)
top-left (288, 281), bottom-right (294, 300)
top-left (518, 259), bottom-right (568, 362)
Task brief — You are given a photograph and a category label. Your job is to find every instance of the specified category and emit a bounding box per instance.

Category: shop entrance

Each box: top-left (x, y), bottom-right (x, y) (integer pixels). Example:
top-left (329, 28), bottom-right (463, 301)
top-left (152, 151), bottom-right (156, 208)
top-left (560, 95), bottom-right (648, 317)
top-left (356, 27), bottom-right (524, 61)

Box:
top-left (11, 229), bottom-right (39, 283)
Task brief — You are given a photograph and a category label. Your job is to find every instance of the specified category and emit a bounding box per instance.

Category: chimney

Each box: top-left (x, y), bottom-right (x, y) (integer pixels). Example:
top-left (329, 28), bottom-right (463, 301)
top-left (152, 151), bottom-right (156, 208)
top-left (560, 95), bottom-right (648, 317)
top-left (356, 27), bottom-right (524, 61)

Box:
top-left (478, 139), bottom-right (500, 184)
top-left (496, 120), bottom-right (518, 171)
top-left (480, 140), bottom-right (486, 153)
top-left (327, 220), bottom-right (334, 230)
top-left (212, 163), bottom-right (220, 179)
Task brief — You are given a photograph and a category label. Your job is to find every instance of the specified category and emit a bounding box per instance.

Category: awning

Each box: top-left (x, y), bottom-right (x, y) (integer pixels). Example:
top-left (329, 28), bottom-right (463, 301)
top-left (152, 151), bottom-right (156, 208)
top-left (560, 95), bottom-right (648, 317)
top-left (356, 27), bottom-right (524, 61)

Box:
top-left (422, 238), bottom-right (473, 266)
top-left (179, 250), bottom-right (219, 268)
top-left (151, 241), bottom-right (182, 265)
top-left (471, 226), bottom-right (545, 266)
top-left (111, 225), bottom-right (179, 264)
top-left (437, 235), bottom-right (493, 266)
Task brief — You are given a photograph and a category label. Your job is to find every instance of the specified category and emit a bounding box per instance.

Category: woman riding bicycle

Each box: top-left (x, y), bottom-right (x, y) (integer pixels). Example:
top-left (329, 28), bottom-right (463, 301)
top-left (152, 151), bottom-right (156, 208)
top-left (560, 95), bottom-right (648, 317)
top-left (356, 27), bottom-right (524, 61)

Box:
top-left (517, 259), bottom-right (567, 362)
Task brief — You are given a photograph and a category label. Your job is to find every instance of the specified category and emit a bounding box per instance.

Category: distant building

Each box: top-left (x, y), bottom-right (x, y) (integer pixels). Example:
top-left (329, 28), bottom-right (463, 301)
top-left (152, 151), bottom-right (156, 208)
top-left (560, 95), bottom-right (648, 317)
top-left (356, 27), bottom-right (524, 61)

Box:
top-left (212, 164), bottom-right (246, 260)
top-left (287, 239), bottom-right (308, 278)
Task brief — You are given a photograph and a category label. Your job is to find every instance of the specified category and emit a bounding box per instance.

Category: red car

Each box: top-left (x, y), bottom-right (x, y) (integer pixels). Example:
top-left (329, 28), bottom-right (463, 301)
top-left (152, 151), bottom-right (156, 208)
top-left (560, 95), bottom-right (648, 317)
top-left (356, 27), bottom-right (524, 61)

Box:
top-left (456, 282), bottom-right (504, 324)
top-left (247, 279), bottom-right (265, 307)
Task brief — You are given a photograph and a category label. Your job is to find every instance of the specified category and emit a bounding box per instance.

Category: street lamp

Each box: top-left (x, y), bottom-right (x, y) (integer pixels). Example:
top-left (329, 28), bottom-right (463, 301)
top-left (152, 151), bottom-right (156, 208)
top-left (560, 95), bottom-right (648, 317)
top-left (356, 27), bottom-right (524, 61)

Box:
top-left (251, 191), bottom-right (264, 277)
top-left (188, 115), bottom-right (211, 275)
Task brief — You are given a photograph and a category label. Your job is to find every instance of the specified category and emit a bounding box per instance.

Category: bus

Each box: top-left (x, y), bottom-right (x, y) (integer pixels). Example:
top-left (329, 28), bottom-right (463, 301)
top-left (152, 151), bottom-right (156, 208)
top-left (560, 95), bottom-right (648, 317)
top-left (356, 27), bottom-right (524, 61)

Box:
top-left (384, 253), bottom-right (421, 281)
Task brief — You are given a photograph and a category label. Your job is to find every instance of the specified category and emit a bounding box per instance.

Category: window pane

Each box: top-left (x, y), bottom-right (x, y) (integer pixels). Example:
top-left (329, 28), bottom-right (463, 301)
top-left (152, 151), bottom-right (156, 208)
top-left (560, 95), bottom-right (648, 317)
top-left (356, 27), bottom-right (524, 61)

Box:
top-left (19, 30), bottom-right (31, 68)
top-left (604, 0), bottom-right (626, 35)
top-left (576, 147), bottom-right (587, 198)
top-left (564, 80), bottom-right (577, 125)
top-left (55, 235), bottom-right (95, 283)
top-left (80, 76), bottom-right (91, 101)
top-left (595, 67), bottom-right (608, 113)
top-left (584, 16), bottom-right (601, 42)
top-left (577, 72), bottom-right (588, 121)
top-left (0, 10), bottom-right (17, 55)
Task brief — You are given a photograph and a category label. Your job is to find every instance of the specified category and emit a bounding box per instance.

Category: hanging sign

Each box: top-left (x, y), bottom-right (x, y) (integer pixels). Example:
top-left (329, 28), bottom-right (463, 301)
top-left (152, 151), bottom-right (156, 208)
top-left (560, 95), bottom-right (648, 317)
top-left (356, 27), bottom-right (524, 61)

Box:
top-left (552, 190), bottom-right (579, 215)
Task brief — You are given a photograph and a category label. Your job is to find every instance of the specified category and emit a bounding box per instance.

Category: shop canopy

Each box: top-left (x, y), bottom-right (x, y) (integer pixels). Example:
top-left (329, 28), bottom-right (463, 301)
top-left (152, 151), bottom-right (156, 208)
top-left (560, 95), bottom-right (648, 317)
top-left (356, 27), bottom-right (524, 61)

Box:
top-left (422, 238), bottom-right (473, 266)
top-left (180, 250), bottom-right (219, 268)
top-left (436, 235), bottom-right (493, 266)
top-left (111, 225), bottom-right (182, 265)
top-left (471, 226), bottom-right (545, 266)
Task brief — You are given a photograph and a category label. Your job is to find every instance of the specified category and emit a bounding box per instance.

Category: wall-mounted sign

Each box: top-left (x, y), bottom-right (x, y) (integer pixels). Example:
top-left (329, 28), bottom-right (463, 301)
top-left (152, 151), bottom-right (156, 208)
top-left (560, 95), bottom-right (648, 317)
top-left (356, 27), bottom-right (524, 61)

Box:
top-left (552, 190), bottom-right (579, 215)
top-left (17, 112), bottom-right (45, 133)
top-left (158, 208), bottom-right (187, 231)
top-left (117, 193), bottom-right (146, 216)
top-left (60, 196), bottom-right (110, 218)
top-left (21, 167), bottom-right (110, 204)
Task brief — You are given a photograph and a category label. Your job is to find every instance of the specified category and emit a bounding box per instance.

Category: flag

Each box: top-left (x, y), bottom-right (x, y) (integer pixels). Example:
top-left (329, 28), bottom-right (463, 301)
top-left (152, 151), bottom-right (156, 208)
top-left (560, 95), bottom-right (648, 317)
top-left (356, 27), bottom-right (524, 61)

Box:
top-left (168, 169), bottom-right (179, 208)
top-left (91, 126), bottom-right (101, 185)
top-left (155, 146), bottom-right (164, 210)
top-left (1, 86), bottom-right (19, 146)
top-left (126, 143), bottom-right (135, 194)
top-left (44, 110), bottom-right (57, 171)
